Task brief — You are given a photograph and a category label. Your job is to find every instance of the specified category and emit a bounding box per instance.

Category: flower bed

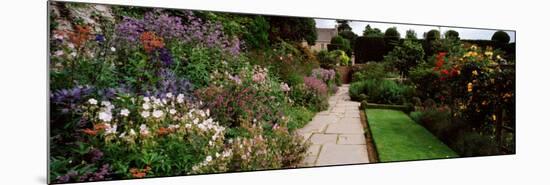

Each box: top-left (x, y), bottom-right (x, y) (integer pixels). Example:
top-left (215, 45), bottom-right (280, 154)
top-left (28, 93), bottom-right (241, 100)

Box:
top-left (49, 3), bottom-right (330, 183)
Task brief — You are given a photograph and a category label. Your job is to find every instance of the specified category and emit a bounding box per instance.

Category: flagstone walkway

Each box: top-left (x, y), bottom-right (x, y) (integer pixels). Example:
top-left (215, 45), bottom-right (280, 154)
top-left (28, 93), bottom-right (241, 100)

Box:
top-left (297, 84), bottom-right (370, 166)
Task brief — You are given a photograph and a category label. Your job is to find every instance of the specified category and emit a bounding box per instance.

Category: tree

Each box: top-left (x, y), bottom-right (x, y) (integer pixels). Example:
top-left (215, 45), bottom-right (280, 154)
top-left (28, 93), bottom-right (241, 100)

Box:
top-left (363, 24), bottom-right (383, 38)
top-left (444, 30), bottom-right (460, 40)
top-left (384, 39), bottom-right (425, 76)
top-left (336, 20), bottom-right (352, 32)
top-left (491, 30), bottom-right (510, 44)
top-left (267, 17), bottom-right (317, 45)
top-left (384, 27), bottom-right (401, 48)
top-left (330, 35), bottom-right (352, 55)
top-left (338, 30), bottom-right (358, 50)
top-left (425, 29), bottom-right (441, 41)
top-left (405, 29), bottom-right (417, 40)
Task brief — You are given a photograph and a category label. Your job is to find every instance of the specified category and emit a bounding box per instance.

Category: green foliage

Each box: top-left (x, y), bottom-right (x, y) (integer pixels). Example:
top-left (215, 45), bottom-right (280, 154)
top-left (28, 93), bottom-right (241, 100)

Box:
top-left (405, 29), bottom-right (418, 40)
top-left (338, 30), bottom-right (358, 48)
top-left (243, 16), bottom-right (270, 50)
top-left (351, 63), bottom-right (388, 82)
top-left (384, 39), bottom-right (425, 76)
top-left (183, 47), bottom-right (220, 88)
top-left (444, 30), bottom-right (460, 40)
top-left (285, 106), bottom-right (315, 131)
top-left (363, 24), bottom-right (383, 38)
top-left (330, 35), bottom-right (352, 55)
top-left (267, 17), bottom-right (317, 45)
top-left (384, 27), bottom-right (401, 41)
top-left (289, 84), bottom-right (329, 111)
top-left (426, 29), bottom-right (441, 41)
top-left (491, 30), bottom-right (511, 44)
top-left (350, 79), bottom-right (414, 105)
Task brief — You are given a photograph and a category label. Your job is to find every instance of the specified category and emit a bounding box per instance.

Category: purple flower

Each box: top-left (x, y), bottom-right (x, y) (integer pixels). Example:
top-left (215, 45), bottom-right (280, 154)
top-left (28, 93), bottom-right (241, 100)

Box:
top-left (88, 148), bottom-right (104, 162)
top-left (156, 48), bottom-right (173, 67)
top-left (311, 68), bottom-right (336, 82)
top-left (115, 16), bottom-right (145, 43)
top-left (303, 76), bottom-right (328, 96)
top-left (95, 34), bottom-right (105, 42)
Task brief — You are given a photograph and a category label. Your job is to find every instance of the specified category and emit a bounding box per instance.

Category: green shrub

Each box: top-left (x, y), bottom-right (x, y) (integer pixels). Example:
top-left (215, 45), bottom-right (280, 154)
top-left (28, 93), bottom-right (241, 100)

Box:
top-left (384, 27), bottom-right (401, 48)
top-left (243, 16), bottom-right (270, 50)
top-left (289, 84), bottom-right (329, 111)
top-left (285, 106), bottom-right (315, 131)
top-left (384, 39), bottom-right (425, 76)
top-left (330, 35), bottom-right (352, 55)
top-left (349, 79), bottom-right (414, 104)
top-left (351, 62), bottom-right (387, 82)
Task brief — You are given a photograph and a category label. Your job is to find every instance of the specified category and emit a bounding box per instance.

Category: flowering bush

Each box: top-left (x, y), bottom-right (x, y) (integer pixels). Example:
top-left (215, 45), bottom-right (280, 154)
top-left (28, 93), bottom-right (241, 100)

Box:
top-left (303, 76), bottom-right (328, 96)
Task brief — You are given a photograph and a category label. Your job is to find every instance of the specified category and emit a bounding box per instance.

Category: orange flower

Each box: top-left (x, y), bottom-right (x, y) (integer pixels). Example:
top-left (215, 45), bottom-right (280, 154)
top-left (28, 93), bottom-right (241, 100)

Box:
top-left (129, 167), bottom-right (150, 178)
top-left (94, 123), bottom-right (108, 131)
top-left (467, 82), bottom-right (473, 92)
top-left (82, 128), bottom-right (98, 136)
top-left (139, 32), bottom-right (164, 53)
top-left (68, 25), bottom-right (91, 48)
top-left (157, 127), bottom-right (170, 136)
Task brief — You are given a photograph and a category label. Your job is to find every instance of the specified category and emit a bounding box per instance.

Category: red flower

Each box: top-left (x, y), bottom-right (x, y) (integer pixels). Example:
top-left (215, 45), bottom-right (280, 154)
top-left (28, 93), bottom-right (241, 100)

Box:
top-left (441, 69), bottom-right (449, 76)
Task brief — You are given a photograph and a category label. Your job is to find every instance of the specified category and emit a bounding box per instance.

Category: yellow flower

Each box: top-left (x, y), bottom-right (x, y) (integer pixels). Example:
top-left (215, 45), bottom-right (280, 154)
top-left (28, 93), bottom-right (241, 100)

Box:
top-left (467, 82), bottom-right (473, 92)
top-left (472, 70), bottom-right (478, 76)
top-left (471, 45), bottom-right (478, 50)
top-left (484, 51), bottom-right (493, 57)
top-left (492, 114), bottom-right (497, 121)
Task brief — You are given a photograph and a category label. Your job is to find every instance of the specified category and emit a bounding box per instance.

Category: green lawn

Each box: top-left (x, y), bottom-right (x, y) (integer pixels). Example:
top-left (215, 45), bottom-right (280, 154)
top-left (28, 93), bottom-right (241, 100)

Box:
top-left (366, 109), bottom-right (458, 162)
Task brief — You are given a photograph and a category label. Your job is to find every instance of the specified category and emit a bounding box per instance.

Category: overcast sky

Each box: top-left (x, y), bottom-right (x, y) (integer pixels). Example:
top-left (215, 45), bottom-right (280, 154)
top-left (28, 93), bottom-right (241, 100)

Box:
top-left (315, 19), bottom-right (516, 42)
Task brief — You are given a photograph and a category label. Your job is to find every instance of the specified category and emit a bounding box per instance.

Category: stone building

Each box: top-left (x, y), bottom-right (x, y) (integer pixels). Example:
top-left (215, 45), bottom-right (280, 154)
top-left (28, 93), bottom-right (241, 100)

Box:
top-left (303, 27), bottom-right (338, 52)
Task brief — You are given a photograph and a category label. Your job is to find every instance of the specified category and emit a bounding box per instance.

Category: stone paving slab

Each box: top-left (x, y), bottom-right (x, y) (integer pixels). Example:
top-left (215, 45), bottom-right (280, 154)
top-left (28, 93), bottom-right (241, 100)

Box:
top-left (325, 123), bottom-right (364, 134)
top-left (337, 134), bottom-right (367, 145)
top-left (316, 144), bottom-right (369, 166)
top-left (297, 84), bottom-right (369, 167)
top-left (310, 134), bottom-right (338, 145)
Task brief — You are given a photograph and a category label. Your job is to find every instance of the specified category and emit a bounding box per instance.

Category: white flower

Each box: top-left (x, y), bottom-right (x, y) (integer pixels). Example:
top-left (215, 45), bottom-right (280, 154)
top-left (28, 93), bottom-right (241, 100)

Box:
top-left (206, 155), bottom-right (212, 162)
top-left (168, 124), bottom-right (180, 129)
top-left (98, 111), bottom-right (113, 122)
top-left (105, 124), bottom-right (117, 134)
top-left (142, 103), bottom-right (151, 110)
top-left (119, 132), bottom-right (126, 138)
top-left (152, 110), bottom-right (164, 118)
top-left (222, 150), bottom-right (232, 157)
top-left (193, 118), bottom-right (199, 125)
top-left (68, 43), bottom-right (75, 49)
top-left (54, 50), bottom-right (64, 57)
top-left (101, 101), bottom-right (111, 107)
top-left (143, 97), bottom-right (150, 102)
top-left (120, 109), bottom-right (130, 116)
top-left (110, 47), bottom-right (116, 52)
top-left (88, 98), bottom-right (98, 105)
top-left (140, 124), bottom-right (149, 135)
top-left (141, 111), bottom-right (150, 118)
top-left (166, 93), bottom-right (173, 98)
top-left (129, 129), bottom-right (136, 136)
top-left (70, 52), bottom-right (77, 57)
top-left (185, 124), bottom-right (191, 128)
top-left (215, 152), bottom-right (220, 158)
top-left (169, 109), bottom-right (177, 114)
top-left (206, 109), bottom-right (210, 116)
top-left (176, 94), bottom-right (185, 103)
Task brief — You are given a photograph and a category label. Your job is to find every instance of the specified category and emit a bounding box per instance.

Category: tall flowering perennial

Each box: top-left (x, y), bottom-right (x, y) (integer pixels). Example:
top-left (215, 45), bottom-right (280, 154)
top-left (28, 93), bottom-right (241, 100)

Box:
top-left (139, 31), bottom-right (165, 53)
top-left (303, 76), bottom-right (328, 96)
top-left (68, 25), bottom-right (92, 48)
top-left (115, 10), bottom-right (240, 55)
top-left (310, 68), bottom-right (336, 82)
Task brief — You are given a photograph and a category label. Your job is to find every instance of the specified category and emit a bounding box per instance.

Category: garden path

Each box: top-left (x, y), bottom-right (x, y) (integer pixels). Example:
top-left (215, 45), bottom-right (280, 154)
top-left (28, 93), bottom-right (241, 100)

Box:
top-left (297, 84), bottom-right (370, 166)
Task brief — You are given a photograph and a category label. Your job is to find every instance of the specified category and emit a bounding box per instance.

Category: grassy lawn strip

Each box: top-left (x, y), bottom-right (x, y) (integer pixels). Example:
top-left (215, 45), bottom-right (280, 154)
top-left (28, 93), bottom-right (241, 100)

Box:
top-left (366, 109), bottom-right (458, 162)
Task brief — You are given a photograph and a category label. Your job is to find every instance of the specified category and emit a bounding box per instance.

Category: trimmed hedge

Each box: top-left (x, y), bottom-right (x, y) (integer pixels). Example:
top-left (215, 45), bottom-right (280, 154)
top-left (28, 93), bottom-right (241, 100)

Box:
top-left (354, 36), bottom-right (388, 63)
top-left (353, 37), bottom-right (515, 63)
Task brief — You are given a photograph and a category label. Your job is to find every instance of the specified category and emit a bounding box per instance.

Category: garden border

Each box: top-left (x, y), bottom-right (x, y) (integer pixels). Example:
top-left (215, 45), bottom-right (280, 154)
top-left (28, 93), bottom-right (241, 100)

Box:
top-left (359, 109), bottom-right (379, 163)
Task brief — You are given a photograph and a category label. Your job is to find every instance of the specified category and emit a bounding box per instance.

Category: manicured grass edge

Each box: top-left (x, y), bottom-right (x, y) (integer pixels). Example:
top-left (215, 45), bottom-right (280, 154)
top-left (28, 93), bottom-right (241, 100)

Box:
top-left (360, 109), bottom-right (379, 163)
